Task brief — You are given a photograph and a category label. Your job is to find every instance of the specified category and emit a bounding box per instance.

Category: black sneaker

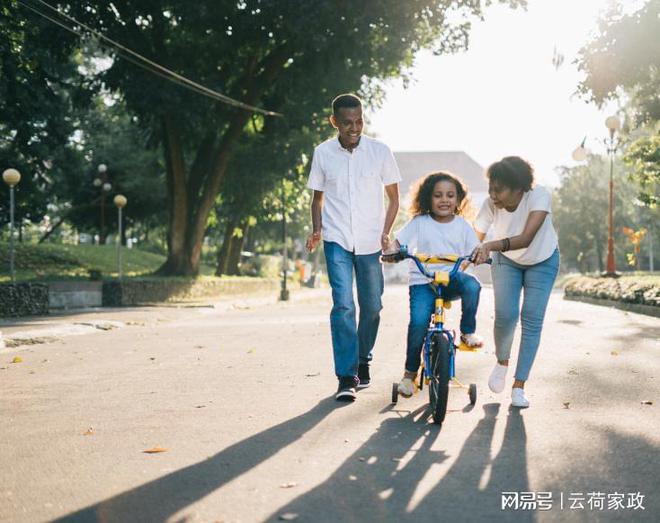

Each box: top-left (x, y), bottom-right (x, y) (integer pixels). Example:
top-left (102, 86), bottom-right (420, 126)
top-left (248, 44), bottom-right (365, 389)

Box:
top-left (336, 376), bottom-right (359, 402)
top-left (357, 363), bottom-right (370, 389)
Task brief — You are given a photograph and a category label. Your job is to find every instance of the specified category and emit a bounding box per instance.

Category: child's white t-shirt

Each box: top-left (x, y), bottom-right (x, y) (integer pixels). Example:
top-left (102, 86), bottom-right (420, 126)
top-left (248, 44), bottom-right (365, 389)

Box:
top-left (474, 185), bottom-right (558, 265)
top-left (395, 214), bottom-right (479, 286)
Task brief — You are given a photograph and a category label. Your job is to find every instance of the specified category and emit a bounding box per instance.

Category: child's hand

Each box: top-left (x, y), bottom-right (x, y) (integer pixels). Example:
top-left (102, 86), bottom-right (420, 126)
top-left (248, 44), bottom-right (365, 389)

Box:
top-left (381, 233), bottom-right (392, 252)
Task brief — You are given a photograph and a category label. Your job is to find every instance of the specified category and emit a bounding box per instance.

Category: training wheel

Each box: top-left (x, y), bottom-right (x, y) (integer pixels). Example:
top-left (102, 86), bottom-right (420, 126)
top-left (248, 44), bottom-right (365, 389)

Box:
top-left (469, 383), bottom-right (477, 405)
top-left (391, 382), bottom-right (399, 404)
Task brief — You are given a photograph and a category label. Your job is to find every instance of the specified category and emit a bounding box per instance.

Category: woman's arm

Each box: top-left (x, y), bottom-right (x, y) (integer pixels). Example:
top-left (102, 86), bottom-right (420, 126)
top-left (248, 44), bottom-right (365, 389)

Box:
top-left (473, 211), bottom-right (548, 263)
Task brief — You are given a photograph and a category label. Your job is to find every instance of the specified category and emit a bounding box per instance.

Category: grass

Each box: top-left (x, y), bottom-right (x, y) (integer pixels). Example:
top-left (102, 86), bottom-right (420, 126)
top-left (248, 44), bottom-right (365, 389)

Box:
top-left (0, 242), bottom-right (215, 282)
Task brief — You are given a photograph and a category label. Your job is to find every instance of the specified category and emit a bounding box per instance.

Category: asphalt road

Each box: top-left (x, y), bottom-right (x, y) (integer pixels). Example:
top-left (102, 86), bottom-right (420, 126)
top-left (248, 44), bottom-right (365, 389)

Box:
top-left (1, 285), bottom-right (658, 522)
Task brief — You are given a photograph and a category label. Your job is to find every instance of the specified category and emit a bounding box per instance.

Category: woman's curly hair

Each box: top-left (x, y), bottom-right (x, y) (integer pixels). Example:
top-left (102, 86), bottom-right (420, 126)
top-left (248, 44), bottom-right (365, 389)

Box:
top-left (409, 171), bottom-right (473, 219)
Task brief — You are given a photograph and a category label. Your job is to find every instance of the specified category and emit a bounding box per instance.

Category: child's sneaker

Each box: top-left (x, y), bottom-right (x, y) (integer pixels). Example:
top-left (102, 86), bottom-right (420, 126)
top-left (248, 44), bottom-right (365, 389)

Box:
top-left (511, 387), bottom-right (530, 408)
top-left (397, 377), bottom-right (415, 397)
top-left (460, 332), bottom-right (484, 348)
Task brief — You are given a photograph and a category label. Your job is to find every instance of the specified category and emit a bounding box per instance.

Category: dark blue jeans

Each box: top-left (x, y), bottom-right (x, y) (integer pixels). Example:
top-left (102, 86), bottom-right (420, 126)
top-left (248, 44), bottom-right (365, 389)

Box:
top-left (324, 241), bottom-right (384, 378)
top-left (405, 272), bottom-right (481, 373)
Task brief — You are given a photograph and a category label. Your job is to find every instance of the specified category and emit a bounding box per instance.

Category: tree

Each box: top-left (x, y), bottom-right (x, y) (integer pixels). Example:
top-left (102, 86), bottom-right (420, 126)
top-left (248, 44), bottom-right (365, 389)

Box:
top-left (0, 1), bottom-right (89, 234)
top-left (577, 0), bottom-right (660, 124)
top-left (55, 0), bottom-right (524, 275)
top-left (554, 155), bottom-right (642, 273)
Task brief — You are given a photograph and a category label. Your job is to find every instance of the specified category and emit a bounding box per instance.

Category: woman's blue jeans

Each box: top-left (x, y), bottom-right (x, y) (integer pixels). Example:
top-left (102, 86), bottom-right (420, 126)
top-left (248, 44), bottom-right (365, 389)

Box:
top-left (405, 272), bottom-right (481, 373)
top-left (491, 249), bottom-right (560, 381)
top-left (324, 241), bottom-right (384, 378)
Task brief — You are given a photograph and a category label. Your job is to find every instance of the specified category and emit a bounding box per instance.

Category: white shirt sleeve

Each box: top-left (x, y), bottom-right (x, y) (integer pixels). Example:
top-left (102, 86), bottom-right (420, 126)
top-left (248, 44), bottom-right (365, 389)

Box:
top-left (306, 146), bottom-right (325, 191)
top-left (380, 144), bottom-right (402, 185)
top-left (474, 198), bottom-right (495, 234)
top-left (529, 186), bottom-right (552, 213)
top-left (395, 217), bottom-right (417, 248)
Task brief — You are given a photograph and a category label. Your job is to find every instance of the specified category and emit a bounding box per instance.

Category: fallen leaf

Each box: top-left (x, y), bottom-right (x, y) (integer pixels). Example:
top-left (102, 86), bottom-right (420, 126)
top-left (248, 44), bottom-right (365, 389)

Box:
top-left (358, 457), bottom-right (366, 462)
top-left (11, 356), bottom-right (23, 364)
top-left (279, 513), bottom-right (298, 521)
top-left (611, 351), bottom-right (619, 356)
top-left (641, 401), bottom-right (653, 405)
top-left (348, 475), bottom-right (357, 481)
top-left (279, 482), bottom-right (298, 489)
top-left (563, 402), bottom-right (571, 409)
top-left (83, 427), bottom-right (94, 436)
top-left (305, 372), bottom-right (320, 377)
top-left (143, 447), bottom-right (168, 454)
top-left (150, 357), bottom-right (156, 361)
top-left (194, 405), bottom-right (206, 409)
top-left (247, 349), bottom-right (254, 354)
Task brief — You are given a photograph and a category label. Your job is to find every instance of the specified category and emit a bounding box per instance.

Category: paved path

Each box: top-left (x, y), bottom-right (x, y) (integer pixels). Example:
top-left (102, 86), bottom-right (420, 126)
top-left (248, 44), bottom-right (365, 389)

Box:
top-left (1, 285), bottom-right (658, 522)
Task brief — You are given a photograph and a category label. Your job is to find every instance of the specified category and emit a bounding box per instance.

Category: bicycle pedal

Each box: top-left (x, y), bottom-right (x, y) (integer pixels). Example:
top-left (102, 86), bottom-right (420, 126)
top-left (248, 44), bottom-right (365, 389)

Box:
top-left (457, 342), bottom-right (481, 352)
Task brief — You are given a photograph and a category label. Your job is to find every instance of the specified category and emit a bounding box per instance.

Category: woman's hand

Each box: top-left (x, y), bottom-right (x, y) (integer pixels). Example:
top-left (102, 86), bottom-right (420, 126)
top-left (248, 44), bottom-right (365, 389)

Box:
top-left (472, 243), bottom-right (491, 265)
top-left (306, 232), bottom-right (321, 252)
top-left (381, 233), bottom-right (392, 252)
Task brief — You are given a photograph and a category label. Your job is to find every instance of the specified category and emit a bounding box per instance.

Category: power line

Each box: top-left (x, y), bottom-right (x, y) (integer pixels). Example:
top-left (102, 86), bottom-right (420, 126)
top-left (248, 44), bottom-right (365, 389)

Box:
top-left (17, 0), bottom-right (282, 116)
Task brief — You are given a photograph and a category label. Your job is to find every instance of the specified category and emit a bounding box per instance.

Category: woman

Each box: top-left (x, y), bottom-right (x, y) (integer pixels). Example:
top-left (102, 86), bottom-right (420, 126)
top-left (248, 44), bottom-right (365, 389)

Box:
top-left (472, 156), bottom-right (559, 408)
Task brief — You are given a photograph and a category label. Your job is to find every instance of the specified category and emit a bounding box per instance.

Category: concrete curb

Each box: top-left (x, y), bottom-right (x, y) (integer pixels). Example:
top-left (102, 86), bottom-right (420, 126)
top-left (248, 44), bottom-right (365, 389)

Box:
top-left (563, 294), bottom-right (660, 318)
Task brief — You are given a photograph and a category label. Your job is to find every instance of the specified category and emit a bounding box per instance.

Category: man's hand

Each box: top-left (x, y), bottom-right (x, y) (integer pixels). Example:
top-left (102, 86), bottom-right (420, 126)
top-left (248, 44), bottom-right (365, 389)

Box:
top-left (306, 231), bottom-right (322, 252)
top-left (381, 233), bottom-right (392, 252)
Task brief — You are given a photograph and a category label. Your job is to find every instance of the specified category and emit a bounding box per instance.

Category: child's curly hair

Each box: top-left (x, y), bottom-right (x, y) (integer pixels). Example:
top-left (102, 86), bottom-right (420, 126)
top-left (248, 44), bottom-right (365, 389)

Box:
top-left (409, 171), bottom-right (473, 218)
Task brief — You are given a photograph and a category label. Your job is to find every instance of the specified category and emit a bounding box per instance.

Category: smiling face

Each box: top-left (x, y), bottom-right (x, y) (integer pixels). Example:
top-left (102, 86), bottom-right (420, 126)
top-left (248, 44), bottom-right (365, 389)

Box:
top-left (430, 180), bottom-right (459, 220)
top-left (488, 180), bottom-right (524, 210)
top-left (330, 106), bottom-right (363, 148)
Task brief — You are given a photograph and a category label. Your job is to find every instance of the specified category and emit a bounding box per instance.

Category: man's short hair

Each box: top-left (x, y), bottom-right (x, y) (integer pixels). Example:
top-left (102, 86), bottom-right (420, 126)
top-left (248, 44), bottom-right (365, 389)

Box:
top-left (332, 93), bottom-right (362, 115)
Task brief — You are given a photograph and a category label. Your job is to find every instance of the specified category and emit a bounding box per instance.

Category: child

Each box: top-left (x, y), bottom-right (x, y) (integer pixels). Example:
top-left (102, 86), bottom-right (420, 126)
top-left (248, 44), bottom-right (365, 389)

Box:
top-left (389, 172), bottom-right (483, 397)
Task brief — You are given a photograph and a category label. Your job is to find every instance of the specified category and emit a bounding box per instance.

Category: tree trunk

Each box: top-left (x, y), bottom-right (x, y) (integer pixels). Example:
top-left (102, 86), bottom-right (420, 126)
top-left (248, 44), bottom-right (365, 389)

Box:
top-left (215, 218), bottom-right (239, 276)
top-left (595, 238), bottom-right (604, 273)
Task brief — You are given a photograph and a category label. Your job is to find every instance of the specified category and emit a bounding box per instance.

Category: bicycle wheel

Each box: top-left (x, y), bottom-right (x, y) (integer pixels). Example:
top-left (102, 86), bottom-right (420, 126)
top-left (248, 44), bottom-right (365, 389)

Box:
top-left (428, 333), bottom-right (451, 425)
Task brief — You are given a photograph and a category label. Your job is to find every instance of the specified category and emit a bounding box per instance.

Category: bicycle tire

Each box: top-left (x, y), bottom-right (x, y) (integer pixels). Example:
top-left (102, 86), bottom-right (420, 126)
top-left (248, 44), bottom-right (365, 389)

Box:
top-left (429, 332), bottom-right (451, 425)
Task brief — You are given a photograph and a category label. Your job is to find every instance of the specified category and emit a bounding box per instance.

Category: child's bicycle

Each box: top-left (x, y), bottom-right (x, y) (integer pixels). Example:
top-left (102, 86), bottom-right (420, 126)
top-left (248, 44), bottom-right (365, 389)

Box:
top-left (382, 245), bottom-right (489, 425)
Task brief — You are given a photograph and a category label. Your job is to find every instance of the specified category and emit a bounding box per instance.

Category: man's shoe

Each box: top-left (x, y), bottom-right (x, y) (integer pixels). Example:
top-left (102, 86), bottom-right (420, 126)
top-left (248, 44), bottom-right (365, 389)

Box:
top-left (357, 363), bottom-right (370, 389)
top-left (336, 376), bottom-right (359, 402)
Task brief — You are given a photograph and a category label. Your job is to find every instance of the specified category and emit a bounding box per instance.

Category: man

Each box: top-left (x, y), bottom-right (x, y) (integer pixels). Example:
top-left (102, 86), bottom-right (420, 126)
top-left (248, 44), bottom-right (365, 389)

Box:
top-left (306, 93), bottom-right (401, 402)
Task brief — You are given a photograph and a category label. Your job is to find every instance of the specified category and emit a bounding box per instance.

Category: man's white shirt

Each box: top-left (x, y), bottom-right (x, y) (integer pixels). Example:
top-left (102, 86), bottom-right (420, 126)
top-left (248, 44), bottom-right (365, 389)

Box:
top-left (307, 135), bottom-right (401, 255)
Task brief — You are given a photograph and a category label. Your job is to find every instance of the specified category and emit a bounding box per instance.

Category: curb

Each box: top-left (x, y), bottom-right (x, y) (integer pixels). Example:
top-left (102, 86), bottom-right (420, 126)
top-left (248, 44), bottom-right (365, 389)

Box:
top-left (563, 294), bottom-right (660, 318)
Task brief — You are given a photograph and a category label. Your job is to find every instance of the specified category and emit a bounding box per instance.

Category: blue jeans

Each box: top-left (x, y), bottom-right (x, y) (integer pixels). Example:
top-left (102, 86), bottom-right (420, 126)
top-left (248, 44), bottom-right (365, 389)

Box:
top-left (405, 272), bottom-right (481, 373)
top-left (324, 241), bottom-right (384, 378)
top-left (491, 249), bottom-right (560, 381)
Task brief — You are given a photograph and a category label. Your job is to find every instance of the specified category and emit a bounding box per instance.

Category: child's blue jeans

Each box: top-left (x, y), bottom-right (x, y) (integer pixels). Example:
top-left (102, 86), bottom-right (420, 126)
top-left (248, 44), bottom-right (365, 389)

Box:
top-left (405, 272), bottom-right (481, 373)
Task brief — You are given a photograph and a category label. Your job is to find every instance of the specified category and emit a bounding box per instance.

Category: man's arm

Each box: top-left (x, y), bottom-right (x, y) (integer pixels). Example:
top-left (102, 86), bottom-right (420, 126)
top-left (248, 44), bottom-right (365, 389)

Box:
top-left (306, 190), bottom-right (324, 252)
top-left (381, 183), bottom-right (400, 251)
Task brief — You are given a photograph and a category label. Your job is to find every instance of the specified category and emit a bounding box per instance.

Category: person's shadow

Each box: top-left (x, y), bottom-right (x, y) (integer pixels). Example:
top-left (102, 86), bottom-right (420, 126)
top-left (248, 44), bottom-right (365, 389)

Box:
top-left (56, 397), bottom-right (340, 522)
top-left (266, 403), bottom-right (529, 522)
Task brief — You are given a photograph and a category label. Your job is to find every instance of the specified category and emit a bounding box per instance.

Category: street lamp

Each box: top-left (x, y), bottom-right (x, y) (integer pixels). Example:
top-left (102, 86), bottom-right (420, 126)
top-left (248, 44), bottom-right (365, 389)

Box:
top-left (279, 176), bottom-right (290, 301)
top-left (113, 194), bottom-right (127, 279)
top-left (572, 137), bottom-right (588, 162)
top-left (94, 163), bottom-right (112, 244)
top-left (3, 168), bottom-right (21, 283)
top-left (604, 115), bottom-right (621, 277)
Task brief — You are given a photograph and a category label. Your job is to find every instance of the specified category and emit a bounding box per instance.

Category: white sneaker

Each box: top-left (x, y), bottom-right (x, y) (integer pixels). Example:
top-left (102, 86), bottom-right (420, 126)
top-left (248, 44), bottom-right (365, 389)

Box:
top-left (398, 377), bottom-right (415, 397)
top-left (511, 387), bottom-right (530, 408)
top-left (461, 332), bottom-right (484, 348)
top-left (488, 363), bottom-right (508, 393)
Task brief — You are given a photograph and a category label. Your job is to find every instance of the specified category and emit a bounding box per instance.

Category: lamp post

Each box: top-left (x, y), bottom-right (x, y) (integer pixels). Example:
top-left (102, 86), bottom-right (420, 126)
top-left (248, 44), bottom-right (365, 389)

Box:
top-left (113, 194), bottom-right (127, 279)
top-left (604, 115), bottom-right (621, 277)
top-left (280, 176), bottom-right (290, 301)
top-left (571, 116), bottom-right (621, 277)
top-left (94, 164), bottom-right (112, 244)
top-left (3, 168), bottom-right (21, 283)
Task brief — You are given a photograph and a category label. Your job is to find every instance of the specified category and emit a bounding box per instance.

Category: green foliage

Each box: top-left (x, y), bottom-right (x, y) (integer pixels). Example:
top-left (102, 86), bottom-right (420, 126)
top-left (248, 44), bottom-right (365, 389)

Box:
top-left (577, 0), bottom-right (660, 124)
top-left (623, 132), bottom-right (660, 207)
top-left (553, 155), bottom-right (642, 273)
top-left (0, 0), bottom-right (90, 227)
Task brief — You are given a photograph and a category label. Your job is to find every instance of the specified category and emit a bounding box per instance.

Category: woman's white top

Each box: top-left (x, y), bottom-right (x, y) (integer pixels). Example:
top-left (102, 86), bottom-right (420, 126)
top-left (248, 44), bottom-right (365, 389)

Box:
top-left (474, 185), bottom-right (558, 265)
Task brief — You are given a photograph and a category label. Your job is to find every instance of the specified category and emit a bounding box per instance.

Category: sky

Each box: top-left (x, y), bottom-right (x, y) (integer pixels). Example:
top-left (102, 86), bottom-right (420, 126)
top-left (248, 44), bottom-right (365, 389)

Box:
top-left (368, 0), bottom-right (628, 187)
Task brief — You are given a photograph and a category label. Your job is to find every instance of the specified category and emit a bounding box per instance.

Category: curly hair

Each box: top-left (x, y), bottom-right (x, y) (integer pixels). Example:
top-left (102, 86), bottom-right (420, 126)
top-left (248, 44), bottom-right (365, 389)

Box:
top-left (486, 156), bottom-right (535, 192)
top-left (409, 171), bottom-right (473, 218)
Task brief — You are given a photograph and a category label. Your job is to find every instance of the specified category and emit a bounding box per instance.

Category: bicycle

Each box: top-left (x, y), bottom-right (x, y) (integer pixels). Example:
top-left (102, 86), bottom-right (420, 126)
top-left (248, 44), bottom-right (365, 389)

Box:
top-left (382, 245), bottom-right (488, 425)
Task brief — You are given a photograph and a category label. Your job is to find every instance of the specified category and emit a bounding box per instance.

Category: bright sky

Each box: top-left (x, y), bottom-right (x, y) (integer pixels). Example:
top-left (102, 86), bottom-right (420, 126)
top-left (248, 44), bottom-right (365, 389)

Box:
top-left (369, 0), bottom-right (625, 186)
